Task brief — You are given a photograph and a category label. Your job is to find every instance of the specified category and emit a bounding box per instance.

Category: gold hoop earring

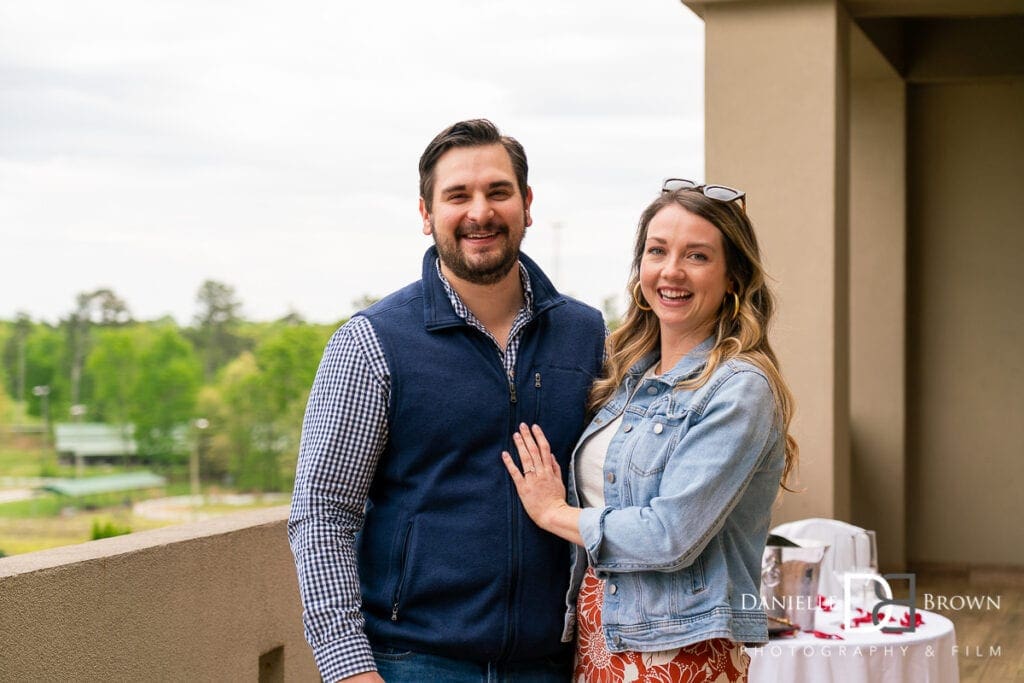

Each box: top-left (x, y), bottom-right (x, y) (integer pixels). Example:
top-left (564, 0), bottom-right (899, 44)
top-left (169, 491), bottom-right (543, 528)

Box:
top-left (728, 292), bottom-right (740, 320)
top-left (633, 282), bottom-right (652, 311)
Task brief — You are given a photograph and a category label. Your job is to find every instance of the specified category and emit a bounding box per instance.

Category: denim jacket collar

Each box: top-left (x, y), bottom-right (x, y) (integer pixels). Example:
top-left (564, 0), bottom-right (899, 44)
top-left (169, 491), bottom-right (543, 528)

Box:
top-left (622, 336), bottom-right (716, 395)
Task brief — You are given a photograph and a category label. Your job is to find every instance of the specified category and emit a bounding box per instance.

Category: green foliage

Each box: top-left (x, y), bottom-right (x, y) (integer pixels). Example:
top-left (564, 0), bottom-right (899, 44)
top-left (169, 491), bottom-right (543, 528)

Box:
top-left (255, 325), bottom-right (327, 414)
top-left (130, 326), bottom-right (202, 465)
top-left (38, 460), bottom-right (60, 478)
top-left (0, 382), bottom-right (9, 430)
top-left (2, 299), bottom-right (338, 497)
top-left (86, 326), bottom-right (148, 424)
top-left (0, 495), bottom-right (65, 518)
top-left (23, 324), bottom-right (69, 419)
top-left (90, 518), bottom-right (131, 540)
top-left (192, 280), bottom-right (247, 380)
top-left (211, 323), bottom-right (329, 492)
top-left (1, 313), bottom-right (31, 402)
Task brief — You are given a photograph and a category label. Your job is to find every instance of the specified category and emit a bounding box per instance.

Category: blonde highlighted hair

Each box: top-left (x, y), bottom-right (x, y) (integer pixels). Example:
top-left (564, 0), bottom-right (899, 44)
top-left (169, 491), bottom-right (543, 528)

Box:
top-left (590, 189), bottom-right (799, 490)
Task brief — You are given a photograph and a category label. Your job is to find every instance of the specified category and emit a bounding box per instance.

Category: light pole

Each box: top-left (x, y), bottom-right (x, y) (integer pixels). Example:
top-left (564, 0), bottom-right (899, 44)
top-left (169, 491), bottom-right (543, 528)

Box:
top-left (69, 404), bottom-right (87, 477)
top-left (191, 418), bottom-right (210, 516)
top-left (32, 385), bottom-right (51, 451)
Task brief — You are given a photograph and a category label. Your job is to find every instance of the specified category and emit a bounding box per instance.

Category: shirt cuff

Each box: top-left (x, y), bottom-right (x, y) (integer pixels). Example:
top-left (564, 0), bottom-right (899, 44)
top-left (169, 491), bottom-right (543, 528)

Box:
top-left (313, 632), bottom-right (378, 683)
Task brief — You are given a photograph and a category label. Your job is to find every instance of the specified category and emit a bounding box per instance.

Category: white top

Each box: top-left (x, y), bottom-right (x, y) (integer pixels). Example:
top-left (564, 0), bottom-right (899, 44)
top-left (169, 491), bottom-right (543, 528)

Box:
top-left (575, 413), bottom-right (620, 508)
top-left (575, 364), bottom-right (659, 508)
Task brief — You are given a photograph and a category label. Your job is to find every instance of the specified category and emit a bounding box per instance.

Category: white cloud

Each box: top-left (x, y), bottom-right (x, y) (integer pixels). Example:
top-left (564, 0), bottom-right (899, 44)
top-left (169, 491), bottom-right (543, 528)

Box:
top-left (0, 0), bottom-right (705, 323)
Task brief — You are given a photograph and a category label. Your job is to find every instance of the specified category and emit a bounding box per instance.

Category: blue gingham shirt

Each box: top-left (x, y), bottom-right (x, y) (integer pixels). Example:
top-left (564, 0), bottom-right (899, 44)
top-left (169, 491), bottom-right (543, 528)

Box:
top-left (288, 260), bottom-right (535, 681)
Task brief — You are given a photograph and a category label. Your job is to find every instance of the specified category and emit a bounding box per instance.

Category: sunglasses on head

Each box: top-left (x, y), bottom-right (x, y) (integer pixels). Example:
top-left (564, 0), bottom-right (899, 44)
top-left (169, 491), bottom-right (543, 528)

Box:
top-left (662, 178), bottom-right (746, 209)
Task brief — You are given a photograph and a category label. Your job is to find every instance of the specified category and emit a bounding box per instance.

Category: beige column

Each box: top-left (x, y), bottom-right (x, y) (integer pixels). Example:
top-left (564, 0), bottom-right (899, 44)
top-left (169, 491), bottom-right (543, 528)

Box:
top-left (848, 25), bottom-right (906, 570)
top-left (699, 0), bottom-right (852, 522)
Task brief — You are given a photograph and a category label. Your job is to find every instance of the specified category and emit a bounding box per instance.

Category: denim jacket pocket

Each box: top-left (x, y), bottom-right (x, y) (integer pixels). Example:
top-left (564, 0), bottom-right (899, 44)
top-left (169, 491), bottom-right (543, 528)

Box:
top-left (625, 410), bottom-right (688, 478)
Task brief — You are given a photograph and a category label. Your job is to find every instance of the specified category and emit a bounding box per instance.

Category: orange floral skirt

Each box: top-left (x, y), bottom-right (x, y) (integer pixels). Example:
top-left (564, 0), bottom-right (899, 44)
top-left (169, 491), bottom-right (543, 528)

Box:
top-left (574, 568), bottom-right (749, 683)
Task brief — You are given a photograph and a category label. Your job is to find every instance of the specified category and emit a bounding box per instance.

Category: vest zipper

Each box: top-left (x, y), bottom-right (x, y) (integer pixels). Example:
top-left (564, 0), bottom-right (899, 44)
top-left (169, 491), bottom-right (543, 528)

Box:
top-left (534, 372), bottom-right (542, 423)
top-left (390, 520), bottom-right (415, 622)
top-left (503, 363), bottom-right (520, 659)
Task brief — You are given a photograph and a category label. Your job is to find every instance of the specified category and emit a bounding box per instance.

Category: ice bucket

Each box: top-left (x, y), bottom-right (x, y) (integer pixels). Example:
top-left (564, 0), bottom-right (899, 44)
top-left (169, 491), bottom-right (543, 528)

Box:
top-left (760, 536), bottom-right (828, 631)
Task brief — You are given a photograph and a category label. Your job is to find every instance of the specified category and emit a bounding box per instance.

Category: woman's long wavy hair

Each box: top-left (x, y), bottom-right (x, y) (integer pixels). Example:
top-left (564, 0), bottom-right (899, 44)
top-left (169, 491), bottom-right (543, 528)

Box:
top-left (589, 189), bottom-right (799, 490)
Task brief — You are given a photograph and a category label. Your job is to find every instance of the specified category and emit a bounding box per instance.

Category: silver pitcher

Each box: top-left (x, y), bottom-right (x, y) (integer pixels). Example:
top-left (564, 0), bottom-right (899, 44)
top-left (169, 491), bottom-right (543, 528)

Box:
top-left (760, 536), bottom-right (829, 631)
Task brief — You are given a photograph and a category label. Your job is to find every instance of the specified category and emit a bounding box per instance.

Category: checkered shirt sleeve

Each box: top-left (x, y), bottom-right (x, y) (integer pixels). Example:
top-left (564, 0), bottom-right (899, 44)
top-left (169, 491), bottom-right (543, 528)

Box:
top-left (287, 315), bottom-right (389, 682)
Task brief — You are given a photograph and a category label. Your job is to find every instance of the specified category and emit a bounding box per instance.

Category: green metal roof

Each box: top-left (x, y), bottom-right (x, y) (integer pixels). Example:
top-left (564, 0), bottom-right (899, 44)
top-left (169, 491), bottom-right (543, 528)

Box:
top-left (38, 472), bottom-right (166, 497)
top-left (54, 423), bottom-right (137, 457)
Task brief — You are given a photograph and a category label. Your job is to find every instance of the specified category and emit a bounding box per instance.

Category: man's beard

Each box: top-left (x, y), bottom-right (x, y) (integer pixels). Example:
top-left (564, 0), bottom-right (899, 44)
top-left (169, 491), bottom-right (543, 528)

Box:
top-left (432, 219), bottom-right (525, 286)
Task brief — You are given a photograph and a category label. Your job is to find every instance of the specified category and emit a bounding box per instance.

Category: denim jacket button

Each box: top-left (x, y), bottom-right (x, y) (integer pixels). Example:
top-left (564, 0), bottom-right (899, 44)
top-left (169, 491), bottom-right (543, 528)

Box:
top-left (608, 583), bottom-right (617, 595)
top-left (646, 386), bottom-right (658, 395)
top-left (623, 424), bottom-right (633, 433)
top-left (606, 472), bottom-right (615, 484)
top-left (653, 423), bottom-right (664, 434)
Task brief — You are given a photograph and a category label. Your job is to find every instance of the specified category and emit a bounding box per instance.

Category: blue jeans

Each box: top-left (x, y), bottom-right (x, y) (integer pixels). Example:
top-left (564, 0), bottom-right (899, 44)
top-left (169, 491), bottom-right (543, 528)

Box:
top-left (371, 647), bottom-right (572, 683)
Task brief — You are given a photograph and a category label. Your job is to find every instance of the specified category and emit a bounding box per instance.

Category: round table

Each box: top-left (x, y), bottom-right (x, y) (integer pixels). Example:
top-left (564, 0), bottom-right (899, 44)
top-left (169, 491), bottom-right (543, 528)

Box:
top-left (747, 608), bottom-right (959, 682)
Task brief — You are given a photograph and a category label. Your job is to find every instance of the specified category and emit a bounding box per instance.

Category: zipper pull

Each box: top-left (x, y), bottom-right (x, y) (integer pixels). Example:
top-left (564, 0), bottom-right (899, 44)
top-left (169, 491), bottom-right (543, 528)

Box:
top-left (509, 381), bottom-right (517, 404)
top-left (391, 603), bottom-right (399, 621)
top-left (535, 372), bottom-right (542, 388)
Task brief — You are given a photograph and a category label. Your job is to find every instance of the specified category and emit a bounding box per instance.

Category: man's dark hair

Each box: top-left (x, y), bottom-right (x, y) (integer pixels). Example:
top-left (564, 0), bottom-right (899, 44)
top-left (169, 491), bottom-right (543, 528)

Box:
top-left (418, 119), bottom-right (529, 213)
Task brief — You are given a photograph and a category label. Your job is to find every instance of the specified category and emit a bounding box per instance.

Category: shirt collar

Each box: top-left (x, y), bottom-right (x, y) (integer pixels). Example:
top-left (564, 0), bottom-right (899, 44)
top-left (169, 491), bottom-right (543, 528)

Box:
top-left (420, 246), bottom-right (563, 331)
top-left (434, 257), bottom-right (534, 323)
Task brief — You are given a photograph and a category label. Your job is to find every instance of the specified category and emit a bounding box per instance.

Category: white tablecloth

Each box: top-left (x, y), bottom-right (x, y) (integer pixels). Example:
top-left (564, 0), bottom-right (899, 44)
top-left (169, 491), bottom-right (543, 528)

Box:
top-left (747, 608), bottom-right (959, 683)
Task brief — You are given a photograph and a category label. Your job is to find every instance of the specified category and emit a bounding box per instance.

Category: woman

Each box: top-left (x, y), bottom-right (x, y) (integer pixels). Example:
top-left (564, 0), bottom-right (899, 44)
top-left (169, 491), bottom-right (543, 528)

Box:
top-left (502, 179), bottom-right (798, 682)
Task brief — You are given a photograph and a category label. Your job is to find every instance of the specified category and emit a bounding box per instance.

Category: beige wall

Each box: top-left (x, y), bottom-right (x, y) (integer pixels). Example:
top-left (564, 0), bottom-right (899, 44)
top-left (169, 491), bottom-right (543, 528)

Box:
top-left (0, 507), bottom-right (318, 681)
top-left (907, 79), bottom-right (1024, 566)
top-left (701, 0), bottom-right (853, 523)
top-left (848, 24), bottom-right (907, 570)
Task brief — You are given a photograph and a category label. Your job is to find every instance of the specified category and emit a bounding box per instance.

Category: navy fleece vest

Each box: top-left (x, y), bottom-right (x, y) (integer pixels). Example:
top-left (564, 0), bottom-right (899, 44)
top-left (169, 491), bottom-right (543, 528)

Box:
top-left (357, 247), bottom-right (604, 662)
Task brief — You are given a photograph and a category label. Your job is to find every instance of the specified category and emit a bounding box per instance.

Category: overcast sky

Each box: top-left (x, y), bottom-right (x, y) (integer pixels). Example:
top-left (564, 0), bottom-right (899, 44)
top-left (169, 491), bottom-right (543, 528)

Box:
top-left (1, 1), bottom-right (705, 325)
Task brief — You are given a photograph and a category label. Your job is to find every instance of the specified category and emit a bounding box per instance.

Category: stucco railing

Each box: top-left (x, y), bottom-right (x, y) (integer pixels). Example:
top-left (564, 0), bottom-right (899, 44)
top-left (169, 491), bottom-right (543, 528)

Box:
top-left (0, 506), bottom-right (317, 681)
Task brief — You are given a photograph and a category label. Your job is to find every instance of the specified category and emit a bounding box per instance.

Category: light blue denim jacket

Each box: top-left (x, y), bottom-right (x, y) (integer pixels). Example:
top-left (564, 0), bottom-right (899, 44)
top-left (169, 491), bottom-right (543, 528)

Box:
top-left (561, 337), bottom-right (785, 651)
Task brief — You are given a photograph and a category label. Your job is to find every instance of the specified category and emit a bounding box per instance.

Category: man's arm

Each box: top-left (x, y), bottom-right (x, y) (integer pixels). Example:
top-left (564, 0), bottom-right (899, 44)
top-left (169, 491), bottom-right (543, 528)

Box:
top-left (287, 316), bottom-right (389, 682)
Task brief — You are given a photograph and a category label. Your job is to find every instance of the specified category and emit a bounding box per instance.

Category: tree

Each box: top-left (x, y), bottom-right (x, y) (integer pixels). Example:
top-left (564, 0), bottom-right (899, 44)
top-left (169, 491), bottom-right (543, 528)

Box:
top-left (130, 326), bottom-right (202, 465)
top-left (216, 324), bottom-right (328, 491)
top-left (1, 313), bottom-right (33, 402)
top-left (89, 289), bottom-right (132, 326)
top-left (193, 280), bottom-right (246, 380)
top-left (65, 289), bottom-right (133, 408)
top-left (22, 325), bottom-right (68, 419)
top-left (86, 326), bottom-right (147, 425)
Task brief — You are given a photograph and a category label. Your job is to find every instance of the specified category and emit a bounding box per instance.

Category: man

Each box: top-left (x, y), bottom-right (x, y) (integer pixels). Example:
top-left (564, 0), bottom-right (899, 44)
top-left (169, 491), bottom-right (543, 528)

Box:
top-left (288, 119), bottom-right (605, 682)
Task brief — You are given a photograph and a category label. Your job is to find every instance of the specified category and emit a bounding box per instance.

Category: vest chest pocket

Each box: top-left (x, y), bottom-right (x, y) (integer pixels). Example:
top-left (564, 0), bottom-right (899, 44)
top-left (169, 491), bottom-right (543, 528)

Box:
top-left (529, 364), bottom-right (592, 435)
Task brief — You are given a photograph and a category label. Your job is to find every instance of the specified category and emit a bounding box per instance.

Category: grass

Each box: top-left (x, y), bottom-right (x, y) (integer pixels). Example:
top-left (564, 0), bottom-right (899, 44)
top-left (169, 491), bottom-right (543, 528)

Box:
top-left (0, 435), bottom-right (290, 557)
top-left (0, 446), bottom-right (49, 478)
top-left (0, 509), bottom-right (173, 556)
top-left (0, 495), bottom-right (66, 518)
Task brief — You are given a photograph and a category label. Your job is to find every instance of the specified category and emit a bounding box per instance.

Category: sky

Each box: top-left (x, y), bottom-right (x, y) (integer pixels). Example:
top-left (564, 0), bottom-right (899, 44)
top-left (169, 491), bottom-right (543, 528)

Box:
top-left (0, 1), bottom-right (705, 325)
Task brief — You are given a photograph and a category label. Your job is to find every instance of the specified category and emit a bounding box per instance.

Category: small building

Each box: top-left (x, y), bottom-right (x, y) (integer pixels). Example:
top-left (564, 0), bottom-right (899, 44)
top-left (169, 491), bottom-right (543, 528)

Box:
top-left (54, 423), bottom-right (137, 466)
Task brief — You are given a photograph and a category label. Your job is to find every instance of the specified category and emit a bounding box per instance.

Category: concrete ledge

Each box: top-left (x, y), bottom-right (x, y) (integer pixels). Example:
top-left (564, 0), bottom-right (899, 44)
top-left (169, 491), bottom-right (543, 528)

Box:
top-left (0, 506), bottom-right (317, 681)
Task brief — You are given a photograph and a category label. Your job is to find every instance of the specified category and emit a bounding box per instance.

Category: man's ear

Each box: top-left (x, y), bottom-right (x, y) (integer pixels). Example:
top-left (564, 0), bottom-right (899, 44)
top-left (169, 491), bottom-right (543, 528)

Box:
top-left (419, 197), bottom-right (432, 235)
top-left (524, 186), bottom-right (534, 227)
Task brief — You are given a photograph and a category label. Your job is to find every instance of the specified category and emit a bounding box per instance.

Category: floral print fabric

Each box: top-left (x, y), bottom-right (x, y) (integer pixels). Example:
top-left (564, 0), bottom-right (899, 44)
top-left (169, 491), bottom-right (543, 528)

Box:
top-left (574, 568), bottom-right (749, 683)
